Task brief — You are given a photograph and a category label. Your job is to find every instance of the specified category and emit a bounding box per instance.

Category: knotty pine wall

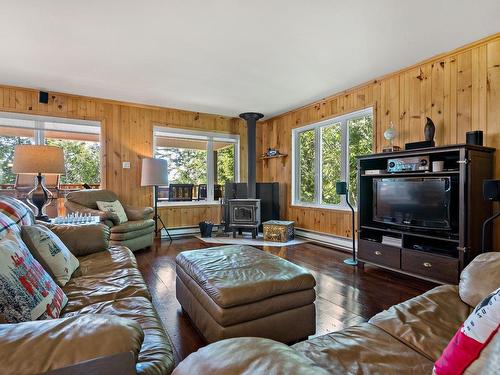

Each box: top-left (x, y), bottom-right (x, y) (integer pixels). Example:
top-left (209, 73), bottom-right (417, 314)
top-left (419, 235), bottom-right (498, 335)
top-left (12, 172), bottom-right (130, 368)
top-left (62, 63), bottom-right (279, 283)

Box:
top-left (0, 86), bottom-right (246, 227)
top-left (257, 33), bottom-right (500, 244)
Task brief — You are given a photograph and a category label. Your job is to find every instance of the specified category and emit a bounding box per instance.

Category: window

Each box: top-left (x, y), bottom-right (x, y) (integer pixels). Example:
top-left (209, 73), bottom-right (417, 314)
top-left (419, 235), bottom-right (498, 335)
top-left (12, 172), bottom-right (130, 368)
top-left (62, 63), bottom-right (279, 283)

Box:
top-left (292, 108), bottom-right (373, 208)
top-left (0, 113), bottom-right (101, 188)
top-left (154, 127), bottom-right (239, 202)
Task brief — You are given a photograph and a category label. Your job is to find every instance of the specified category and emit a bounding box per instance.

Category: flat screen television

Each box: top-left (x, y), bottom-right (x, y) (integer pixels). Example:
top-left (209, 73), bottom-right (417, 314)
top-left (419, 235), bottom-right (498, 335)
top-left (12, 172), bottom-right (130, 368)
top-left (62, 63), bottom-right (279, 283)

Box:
top-left (373, 177), bottom-right (457, 230)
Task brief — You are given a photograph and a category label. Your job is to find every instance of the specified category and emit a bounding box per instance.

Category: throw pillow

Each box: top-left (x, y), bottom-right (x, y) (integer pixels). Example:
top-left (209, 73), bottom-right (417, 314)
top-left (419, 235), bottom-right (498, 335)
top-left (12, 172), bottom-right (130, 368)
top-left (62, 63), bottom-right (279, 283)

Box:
top-left (0, 231), bottom-right (68, 322)
top-left (0, 211), bottom-right (21, 236)
top-left (0, 196), bottom-right (35, 227)
top-left (434, 288), bottom-right (500, 375)
top-left (21, 225), bottom-right (80, 286)
top-left (96, 200), bottom-right (128, 224)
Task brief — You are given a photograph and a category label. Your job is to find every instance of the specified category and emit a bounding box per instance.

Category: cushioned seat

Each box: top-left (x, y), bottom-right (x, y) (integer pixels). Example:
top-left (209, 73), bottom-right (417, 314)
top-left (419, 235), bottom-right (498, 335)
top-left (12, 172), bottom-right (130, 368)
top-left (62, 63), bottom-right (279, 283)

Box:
top-left (75, 245), bottom-right (138, 277)
top-left (176, 265), bottom-right (316, 326)
top-left (369, 284), bottom-right (469, 360)
top-left (63, 297), bottom-right (174, 375)
top-left (176, 245), bottom-right (316, 307)
top-left (292, 323), bottom-right (433, 374)
top-left (110, 219), bottom-right (155, 234)
top-left (62, 267), bottom-right (151, 313)
top-left (175, 245), bottom-right (316, 343)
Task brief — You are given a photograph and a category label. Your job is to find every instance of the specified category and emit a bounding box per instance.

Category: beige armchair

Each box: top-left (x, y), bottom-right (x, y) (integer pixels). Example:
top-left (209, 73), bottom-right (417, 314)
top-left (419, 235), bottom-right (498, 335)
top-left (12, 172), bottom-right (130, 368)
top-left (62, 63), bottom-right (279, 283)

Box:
top-left (65, 189), bottom-right (155, 251)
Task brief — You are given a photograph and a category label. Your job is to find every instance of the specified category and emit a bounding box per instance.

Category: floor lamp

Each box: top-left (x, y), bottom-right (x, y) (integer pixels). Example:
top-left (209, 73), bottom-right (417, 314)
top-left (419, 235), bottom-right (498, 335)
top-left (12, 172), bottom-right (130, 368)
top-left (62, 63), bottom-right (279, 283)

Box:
top-left (141, 158), bottom-right (172, 241)
top-left (336, 181), bottom-right (357, 266)
top-left (12, 145), bottom-right (65, 221)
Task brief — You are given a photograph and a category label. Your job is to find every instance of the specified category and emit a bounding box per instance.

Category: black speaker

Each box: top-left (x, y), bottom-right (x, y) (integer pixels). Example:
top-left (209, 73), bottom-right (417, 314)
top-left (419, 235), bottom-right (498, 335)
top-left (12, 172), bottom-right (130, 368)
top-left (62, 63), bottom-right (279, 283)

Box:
top-left (483, 180), bottom-right (500, 201)
top-left (336, 181), bottom-right (347, 195)
top-left (39, 91), bottom-right (49, 104)
top-left (466, 130), bottom-right (483, 146)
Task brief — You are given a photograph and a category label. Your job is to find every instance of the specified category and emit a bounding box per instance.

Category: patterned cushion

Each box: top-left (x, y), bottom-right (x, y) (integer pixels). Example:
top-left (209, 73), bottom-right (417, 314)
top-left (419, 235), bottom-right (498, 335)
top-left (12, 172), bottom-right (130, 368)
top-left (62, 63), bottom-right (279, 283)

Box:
top-left (0, 231), bottom-right (68, 322)
top-left (0, 196), bottom-right (35, 227)
top-left (434, 288), bottom-right (500, 375)
top-left (21, 225), bottom-right (80, 286)
top-left (0, 211), bottom-right (20, 236)
top-left (96, 200), bottom-right (128, 224)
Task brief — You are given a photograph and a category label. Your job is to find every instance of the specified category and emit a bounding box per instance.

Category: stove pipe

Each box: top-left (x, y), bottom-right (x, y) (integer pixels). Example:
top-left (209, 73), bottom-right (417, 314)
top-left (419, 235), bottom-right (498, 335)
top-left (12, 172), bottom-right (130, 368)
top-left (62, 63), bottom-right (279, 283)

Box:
top-left (239, 112), bottom-right (264, 199)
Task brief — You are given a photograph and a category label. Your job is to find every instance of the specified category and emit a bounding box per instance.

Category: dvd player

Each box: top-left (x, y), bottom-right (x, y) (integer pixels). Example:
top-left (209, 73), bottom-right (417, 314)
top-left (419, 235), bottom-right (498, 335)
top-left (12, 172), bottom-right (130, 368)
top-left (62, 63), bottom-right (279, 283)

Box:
top-left (387, 156), bottom-right (429, 173)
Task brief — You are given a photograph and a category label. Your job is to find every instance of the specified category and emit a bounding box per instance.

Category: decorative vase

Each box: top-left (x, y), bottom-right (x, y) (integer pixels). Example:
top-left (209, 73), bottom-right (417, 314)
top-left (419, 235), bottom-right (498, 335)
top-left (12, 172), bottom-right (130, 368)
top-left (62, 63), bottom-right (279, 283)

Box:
top-left (424, 117), bottom-right (435, 142)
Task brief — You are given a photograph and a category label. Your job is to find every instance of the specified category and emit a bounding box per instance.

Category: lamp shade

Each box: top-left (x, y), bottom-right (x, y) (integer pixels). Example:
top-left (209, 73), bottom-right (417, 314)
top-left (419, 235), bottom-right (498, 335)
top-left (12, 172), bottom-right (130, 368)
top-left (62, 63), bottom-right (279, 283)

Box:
top-left (141, 158), bottom-right (168, 186)
top-left (12, 145), bottom-right (65, 174)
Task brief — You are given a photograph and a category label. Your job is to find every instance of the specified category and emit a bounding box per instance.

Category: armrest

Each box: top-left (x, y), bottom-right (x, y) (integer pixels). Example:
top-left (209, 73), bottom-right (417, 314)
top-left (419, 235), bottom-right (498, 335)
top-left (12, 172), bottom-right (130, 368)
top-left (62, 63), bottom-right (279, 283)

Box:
top-left (43, 223), bottom-right (110, 256)
top-left (65, 201), bottom-right (120, 226)
top-left (42, 352), bottom-right (137, 375)
top-left (172, 337), bottom-right (329, 375)
top-left (123, 205), bottom-right (154, 221)
top-left (0, 314), bottom-right (144, 375)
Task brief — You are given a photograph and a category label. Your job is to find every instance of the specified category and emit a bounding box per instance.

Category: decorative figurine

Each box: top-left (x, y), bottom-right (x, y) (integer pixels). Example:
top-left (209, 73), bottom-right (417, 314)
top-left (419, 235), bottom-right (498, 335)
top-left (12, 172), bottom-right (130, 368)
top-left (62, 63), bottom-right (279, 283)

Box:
top-left (265, 148), bottom-right (278, 157)
top-left (383, 121), bottom-right (400, 152)
top-left (424, 117), bottom-right (436, 142)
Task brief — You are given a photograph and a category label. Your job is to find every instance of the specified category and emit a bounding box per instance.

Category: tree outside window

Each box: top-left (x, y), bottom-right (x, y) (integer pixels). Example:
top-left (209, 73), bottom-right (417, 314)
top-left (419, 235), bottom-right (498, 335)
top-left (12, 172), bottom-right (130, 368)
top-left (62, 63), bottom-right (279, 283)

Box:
top-left (293, 108), bottom-right (373, 208)
top-left (0, 135), bottom-right (32, 185)
top-left (0, 116), bottom-right (101, 188)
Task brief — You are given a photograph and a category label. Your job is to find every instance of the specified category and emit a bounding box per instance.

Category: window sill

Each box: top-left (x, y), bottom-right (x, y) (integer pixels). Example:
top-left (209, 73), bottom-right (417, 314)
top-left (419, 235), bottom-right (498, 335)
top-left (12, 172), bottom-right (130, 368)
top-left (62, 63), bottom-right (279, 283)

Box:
top-left (157, 201), bottom-right (222, 208)
top-left (290, 203), bottom-right (358, 213)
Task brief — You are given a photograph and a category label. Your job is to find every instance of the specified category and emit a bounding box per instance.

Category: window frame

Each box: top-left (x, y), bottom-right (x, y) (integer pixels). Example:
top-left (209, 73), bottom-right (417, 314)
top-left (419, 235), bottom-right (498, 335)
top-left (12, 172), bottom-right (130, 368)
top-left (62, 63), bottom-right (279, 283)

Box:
top-left (291, 107), bottom-right (374, 210)
top-left (0, 111), bottom-right (102, 186)
top-left (153, 126), bottom-right (240, 204)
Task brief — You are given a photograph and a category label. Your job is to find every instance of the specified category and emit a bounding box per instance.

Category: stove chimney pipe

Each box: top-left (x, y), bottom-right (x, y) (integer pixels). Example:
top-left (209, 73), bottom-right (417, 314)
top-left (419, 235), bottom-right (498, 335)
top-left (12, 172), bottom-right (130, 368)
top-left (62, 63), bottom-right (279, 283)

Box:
top-left (239, 112), bottom-right (264, 199)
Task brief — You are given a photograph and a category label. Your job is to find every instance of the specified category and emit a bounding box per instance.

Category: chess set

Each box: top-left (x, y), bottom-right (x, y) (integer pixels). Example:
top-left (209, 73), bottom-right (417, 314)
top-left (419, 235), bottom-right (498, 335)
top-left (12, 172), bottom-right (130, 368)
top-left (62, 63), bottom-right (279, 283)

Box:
top-left (51, 213), bottom-right (100, 225)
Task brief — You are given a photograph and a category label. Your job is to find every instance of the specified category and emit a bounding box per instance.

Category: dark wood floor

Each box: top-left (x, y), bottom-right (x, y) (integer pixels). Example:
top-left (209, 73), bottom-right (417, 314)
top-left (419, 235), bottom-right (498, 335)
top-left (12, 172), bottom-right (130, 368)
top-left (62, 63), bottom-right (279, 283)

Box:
top-left (134, 237), bottom-right (436, 364)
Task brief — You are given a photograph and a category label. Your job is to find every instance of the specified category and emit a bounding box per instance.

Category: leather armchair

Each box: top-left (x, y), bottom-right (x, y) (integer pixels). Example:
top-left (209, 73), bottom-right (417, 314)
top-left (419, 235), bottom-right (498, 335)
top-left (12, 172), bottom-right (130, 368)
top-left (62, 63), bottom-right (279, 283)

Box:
top-left (65, 189), bottom-right (155, 252)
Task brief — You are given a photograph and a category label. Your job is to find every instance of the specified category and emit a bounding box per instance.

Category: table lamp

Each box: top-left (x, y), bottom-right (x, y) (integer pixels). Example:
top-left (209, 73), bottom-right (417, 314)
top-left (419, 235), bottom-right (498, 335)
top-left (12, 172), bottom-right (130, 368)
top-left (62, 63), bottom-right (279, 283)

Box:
top-left (336, 181), bottom-right (357, 266)
top-left (12, 145), bottom-right (65, 221)
top-left (141, 157), bottom-right (172, 241)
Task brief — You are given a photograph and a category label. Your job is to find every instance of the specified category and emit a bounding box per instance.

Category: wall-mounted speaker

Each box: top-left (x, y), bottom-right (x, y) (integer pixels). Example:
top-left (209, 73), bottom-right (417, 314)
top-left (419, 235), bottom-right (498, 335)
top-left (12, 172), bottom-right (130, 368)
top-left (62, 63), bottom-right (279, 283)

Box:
top-left (466, 130), bottom-right (483, 146)
top-left (336, 181), bottom-right (347, 195)
top-left (39, 91), bottom-right (49, 104)
top-left (483, 179), bottom-right (500, 201)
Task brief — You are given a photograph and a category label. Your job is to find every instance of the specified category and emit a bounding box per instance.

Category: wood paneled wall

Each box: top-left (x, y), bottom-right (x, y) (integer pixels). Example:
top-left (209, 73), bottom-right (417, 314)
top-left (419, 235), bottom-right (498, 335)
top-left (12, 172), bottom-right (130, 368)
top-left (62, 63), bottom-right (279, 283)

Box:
top-left (258, 33), bottom-right (500, 243)
top-left (0, 86), bottom-right (246, 227)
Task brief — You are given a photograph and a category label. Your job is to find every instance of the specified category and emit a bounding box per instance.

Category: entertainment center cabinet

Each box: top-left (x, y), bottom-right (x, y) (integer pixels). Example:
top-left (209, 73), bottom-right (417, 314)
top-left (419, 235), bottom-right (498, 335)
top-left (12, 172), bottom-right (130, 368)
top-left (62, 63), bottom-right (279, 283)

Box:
top-left (357, 144), bottom-right (495, 284)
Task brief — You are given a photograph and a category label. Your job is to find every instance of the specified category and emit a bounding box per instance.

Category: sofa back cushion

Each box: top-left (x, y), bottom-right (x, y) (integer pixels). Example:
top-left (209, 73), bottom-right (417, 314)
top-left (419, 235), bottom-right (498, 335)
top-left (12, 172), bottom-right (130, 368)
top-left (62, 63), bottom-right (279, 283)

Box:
top-left (0, 196), bottom-right (35, 227)
top-left (459, 252), bottom-right (500, 307)
top-left (0, 231), bottom-right (68, 322)
top-left (66, 189), bottom-right (119, 209)
top-left (21, 225), bottom-right (80, 286)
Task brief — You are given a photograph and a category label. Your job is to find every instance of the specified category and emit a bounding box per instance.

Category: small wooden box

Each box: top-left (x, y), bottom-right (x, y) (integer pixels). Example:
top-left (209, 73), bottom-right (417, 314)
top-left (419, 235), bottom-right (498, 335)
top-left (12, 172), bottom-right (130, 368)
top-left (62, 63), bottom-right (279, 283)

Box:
top-left (263, 220), bottom-right (295, 242)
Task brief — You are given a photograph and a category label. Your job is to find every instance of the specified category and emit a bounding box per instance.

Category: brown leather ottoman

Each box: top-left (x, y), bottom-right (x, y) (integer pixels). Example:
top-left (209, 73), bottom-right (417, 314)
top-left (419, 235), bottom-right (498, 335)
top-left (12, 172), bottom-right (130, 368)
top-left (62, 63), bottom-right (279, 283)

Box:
top-left (175, 245), bottom-right (316, 344)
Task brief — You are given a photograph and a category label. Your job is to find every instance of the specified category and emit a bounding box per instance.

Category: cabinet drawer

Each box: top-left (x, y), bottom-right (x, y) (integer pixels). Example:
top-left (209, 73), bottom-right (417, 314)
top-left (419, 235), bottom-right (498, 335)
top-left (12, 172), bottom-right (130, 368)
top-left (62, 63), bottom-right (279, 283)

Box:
top-left (401, 249), bottom-right (459, 284)
top-left (358, 239), bottom-right (400, 269)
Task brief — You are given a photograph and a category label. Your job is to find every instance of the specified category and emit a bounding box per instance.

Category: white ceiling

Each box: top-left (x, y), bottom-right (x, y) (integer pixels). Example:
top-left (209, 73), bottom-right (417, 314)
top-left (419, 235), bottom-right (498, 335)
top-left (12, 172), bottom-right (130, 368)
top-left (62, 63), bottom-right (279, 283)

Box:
top-left (0, 1), bottom-right (499, 119)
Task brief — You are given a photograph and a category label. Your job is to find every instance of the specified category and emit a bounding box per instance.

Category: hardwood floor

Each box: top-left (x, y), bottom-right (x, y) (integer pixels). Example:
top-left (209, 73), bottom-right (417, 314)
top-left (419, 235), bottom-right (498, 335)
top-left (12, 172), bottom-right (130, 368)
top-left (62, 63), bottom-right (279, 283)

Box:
top-left (134, 237), bottom-right (436, 365)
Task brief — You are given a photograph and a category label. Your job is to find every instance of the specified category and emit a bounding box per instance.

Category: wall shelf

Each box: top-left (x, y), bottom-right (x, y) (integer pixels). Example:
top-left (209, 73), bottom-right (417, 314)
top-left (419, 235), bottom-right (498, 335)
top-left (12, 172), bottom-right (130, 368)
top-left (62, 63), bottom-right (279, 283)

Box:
top-left (260, 153), bottom-right (288, 160)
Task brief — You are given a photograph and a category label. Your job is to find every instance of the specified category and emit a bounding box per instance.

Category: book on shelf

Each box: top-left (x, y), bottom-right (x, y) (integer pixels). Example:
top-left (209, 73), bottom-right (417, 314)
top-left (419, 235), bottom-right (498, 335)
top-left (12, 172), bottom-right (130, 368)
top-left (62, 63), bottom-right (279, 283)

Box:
top-left (381, 235), bottom-right (402, 248)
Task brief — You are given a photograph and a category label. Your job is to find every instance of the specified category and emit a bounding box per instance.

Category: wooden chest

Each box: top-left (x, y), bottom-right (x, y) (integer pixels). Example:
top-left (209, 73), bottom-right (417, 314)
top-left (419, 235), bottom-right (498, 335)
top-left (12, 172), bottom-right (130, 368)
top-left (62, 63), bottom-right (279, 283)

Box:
top-left (263, 220), bottom-right (295, 242)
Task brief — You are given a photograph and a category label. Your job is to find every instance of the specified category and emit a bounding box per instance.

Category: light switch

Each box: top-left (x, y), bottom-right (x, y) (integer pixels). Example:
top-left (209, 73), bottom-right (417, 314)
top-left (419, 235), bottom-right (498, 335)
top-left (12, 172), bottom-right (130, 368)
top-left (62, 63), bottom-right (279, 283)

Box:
top-left (122, 161), bottom-right (131, 169)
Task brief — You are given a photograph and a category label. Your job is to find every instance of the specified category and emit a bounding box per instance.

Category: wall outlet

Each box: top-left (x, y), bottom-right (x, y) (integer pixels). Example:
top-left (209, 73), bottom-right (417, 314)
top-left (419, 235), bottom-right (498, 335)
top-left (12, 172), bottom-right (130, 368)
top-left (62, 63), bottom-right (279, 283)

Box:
top-left (122, 161), bottom-right (131, 169)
